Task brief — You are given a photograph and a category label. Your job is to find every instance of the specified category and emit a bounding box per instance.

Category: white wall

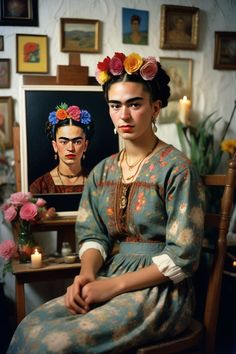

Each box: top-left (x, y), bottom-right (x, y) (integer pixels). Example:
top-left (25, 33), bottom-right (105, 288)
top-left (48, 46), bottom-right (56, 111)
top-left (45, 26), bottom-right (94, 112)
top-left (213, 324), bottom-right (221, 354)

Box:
top-left (0, 0), bottom-right (236, 313)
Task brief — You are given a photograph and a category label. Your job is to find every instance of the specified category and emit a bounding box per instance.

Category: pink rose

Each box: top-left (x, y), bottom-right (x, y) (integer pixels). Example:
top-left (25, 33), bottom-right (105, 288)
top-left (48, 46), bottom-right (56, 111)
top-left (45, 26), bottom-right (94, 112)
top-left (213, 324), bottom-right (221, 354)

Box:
top-left (35, 198), bottom-right (47, 207)
top-left (19, 202), bottom-right (38, 221)
top-left (140, 58), bottom-right (158, 80)
top-left (10, 192), bottom-right (32, 206)
top-left (109, 56), bottom-right (124, 76)
top-left (0, 240), bottom-right (17, 261)
top-left (4, 205), bottom-right (17, 222)
top-left (67, 106), bottom-right (81, 121)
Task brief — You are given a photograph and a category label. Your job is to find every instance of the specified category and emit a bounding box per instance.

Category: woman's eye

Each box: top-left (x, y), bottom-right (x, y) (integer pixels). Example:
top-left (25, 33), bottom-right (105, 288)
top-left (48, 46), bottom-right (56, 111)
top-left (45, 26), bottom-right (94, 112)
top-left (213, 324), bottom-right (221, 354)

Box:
top-left (74, 140), bottom-right (82, 145)
top-left (110, 104), bottom-right (121, 110)
top-left (129, 102), bottom-right (140, 109)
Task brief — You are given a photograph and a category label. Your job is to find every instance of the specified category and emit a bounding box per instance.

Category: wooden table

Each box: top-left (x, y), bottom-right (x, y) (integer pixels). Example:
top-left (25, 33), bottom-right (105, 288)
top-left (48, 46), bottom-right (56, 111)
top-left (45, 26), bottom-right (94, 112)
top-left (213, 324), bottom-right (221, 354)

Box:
top-left (12, 259), bottom-right (81, 324)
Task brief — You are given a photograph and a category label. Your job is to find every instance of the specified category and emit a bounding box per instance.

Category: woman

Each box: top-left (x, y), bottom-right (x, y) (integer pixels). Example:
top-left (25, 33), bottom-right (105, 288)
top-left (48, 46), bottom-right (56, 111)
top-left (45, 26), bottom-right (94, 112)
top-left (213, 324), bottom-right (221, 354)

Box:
top-left (8, 52), bottom-right (205, 353)
top-left (29, 102), bottom-right (94, 194)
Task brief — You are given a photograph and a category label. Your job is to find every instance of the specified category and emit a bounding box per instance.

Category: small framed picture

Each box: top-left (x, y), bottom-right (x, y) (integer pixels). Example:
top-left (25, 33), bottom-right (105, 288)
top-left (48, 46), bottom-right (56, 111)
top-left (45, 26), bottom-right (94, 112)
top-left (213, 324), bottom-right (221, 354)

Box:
top-left (0, 0), bottom-right (38, 26)
top-left (122, 8), bottom-right (149, 45)
top-left (0, 96), bottom-right (14, 149)
top-left (0, 59), bottom-right (10, 88)
top-left (0, 35), bottom-right (4, 50)
top-left (159, 57), bottom-right (193, 124)
top-left (214, 32), bottom-right (236, 70)
top-left (60, 18), bottom-right (101, 53)
top-left (160, 5), bottom-right (199, 50)
top-left (16, 34), bottom-right (49, 73)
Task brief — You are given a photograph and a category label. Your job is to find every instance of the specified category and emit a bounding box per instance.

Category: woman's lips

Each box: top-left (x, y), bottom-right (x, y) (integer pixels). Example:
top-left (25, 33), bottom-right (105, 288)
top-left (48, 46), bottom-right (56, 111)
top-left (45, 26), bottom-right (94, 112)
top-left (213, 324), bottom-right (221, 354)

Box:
top-left (119, 125), bottom-right (134, 133)
top-left (65, 154), bottom-right (76, 159)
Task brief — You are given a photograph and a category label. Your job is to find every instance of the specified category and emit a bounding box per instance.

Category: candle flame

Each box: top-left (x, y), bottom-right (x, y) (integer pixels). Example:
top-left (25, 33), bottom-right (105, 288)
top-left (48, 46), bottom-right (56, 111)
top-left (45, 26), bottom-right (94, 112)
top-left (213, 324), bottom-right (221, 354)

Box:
top-left (34, 248), bottom-right (39, 255)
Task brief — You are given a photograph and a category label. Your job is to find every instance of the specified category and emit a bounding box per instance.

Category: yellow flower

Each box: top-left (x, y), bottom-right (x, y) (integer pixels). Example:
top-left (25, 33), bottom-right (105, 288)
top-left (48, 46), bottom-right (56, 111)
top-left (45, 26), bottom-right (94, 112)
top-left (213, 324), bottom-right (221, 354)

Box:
top-left (221, 139), bottom-right (236, 155)
top-left (95, 70), bottom-right (111, 85)
top-left (123, 53), bottom-right (143, 74)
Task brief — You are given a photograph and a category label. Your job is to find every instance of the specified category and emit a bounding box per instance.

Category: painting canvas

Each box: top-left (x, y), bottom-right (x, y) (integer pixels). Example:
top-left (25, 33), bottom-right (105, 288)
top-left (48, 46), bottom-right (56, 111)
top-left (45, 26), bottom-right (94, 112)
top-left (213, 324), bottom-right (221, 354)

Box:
top-left (20, 86), bottom-right (119, 215)
top-left (0, 0), bottom-right (38, 26)
top-left (122, 7), bottom-right (149, 45)
top-left (0, 59), bottom-right (10, 88)
top-left (159, 57), bottom-right (193, 124)
top-left (0, 96), bottom-right (13, 149)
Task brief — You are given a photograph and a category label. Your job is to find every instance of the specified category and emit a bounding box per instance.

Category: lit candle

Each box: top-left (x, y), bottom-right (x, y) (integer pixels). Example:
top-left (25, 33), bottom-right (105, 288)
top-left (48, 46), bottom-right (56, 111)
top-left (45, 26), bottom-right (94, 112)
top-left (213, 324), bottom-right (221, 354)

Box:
top-left (31, 248), bottom-right (42, 269)
top-left (179, 96), bottom-right (191, 125)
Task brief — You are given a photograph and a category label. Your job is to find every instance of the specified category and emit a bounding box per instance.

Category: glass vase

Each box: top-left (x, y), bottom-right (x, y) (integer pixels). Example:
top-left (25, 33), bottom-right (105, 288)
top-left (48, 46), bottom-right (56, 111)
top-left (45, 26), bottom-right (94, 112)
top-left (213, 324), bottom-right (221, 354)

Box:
top-left (17, 231), bottom-right (36, 263)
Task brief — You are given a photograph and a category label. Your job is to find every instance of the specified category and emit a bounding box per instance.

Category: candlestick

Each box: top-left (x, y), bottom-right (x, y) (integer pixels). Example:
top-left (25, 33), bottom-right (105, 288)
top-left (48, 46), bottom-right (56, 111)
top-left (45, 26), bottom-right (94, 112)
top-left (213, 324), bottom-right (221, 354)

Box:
top-left (179, 96), bottom-right (191, 126)
top-left (31, 248), bottom-right (42, 269)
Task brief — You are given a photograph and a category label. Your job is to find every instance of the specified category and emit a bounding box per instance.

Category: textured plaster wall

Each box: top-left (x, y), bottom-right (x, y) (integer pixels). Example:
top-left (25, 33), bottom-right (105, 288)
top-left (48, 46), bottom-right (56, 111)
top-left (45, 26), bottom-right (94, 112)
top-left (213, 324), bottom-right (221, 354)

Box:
top-left (0, 0), bottom-right (236, 312)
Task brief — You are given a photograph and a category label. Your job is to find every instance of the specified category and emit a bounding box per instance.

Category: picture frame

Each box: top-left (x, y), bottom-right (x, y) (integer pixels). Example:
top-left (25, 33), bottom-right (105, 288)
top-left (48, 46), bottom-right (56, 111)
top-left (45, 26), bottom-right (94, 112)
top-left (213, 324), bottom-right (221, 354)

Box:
top-left (214, 31), bottom-right (236, 70)
top-left (16, 34), bottom-right (49, 74)
top-left (0, 96), bottom-right (14, 149)
top-left (20, 85), bottom-right (120, 216)
top-left (0, 35), bottom-right (3, 51)
top-left (160, 5), bottom-right (199, 50)
top-left (60, 18), bottom-right (101, 53)
top-left (0, 0), bottom-right (38, 26)
top-left (122, 7), bottom-right (149, 45)
top-left (159, 57), bottom-right (193, 124)
top-left (0, 59), bottom-right (10, 88)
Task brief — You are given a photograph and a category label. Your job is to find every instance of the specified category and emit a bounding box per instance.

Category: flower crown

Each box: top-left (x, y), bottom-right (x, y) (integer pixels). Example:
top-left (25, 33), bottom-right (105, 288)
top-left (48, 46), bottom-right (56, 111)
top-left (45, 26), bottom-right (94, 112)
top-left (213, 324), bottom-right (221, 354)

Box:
top-left (95, 52), bottom-right (159, 85)
top-left (48, 103), bottom-right (92, 126)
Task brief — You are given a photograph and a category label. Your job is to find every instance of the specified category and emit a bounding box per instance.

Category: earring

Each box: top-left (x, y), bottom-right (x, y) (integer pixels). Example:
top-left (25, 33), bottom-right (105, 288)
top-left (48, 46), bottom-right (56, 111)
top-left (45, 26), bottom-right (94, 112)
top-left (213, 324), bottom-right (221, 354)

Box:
top-left (83, 153), bottom-right (85, 160)
top-left (152, 120), bottom-right (157, 133)
top-left (54, 153), bottom-right (58, 160)
top-left (114, 127), bottom-right (117, 135)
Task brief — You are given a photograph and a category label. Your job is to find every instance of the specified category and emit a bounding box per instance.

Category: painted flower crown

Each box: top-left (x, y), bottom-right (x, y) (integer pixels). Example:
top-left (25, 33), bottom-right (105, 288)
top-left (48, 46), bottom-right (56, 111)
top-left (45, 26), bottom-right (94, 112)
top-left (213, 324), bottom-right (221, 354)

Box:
top-left (95, 52), bottom-right (159, 85)
top-left (48, 103), bottom-right (92, 126)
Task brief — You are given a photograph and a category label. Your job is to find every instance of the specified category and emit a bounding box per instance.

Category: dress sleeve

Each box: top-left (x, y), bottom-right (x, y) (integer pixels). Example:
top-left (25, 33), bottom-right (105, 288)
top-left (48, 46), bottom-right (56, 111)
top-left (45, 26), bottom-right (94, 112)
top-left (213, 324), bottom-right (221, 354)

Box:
top-left (76, 165), bottom-right (114, 258)
top-left (156, 164), bottom-right (205, 280)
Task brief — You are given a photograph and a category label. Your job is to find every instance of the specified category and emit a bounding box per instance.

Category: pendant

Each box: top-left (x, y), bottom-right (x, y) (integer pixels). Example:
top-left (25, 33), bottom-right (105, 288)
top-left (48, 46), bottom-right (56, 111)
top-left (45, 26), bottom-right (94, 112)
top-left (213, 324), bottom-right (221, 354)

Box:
top-left (120, 184), bottom-right (128, 209)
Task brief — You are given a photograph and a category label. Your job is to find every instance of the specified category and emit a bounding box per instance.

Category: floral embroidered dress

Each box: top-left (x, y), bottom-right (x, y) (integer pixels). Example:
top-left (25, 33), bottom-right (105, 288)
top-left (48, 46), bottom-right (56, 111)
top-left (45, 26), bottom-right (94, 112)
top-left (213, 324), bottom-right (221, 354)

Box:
top-left (8, 145), bottom-right (205, 354)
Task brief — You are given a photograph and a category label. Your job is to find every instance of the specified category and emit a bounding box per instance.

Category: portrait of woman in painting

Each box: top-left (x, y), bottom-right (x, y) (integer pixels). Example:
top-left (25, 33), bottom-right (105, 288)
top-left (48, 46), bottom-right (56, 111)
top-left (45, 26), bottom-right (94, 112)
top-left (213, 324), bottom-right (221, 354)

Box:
top-left (122, 8), bottom-right (148, 45)
top-left (29, 102), bottom-right (94, 195)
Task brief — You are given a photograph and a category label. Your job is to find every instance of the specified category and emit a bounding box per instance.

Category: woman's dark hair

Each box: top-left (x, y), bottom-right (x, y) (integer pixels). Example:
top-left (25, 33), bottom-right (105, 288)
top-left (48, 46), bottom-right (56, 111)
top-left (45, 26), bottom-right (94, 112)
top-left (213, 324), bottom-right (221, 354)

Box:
top-left (131, 15), bottom-right (141, 24)
top-left (102, 61), bottom-right (171, 108)
top-left (45, 119), bottom-right (95, 142)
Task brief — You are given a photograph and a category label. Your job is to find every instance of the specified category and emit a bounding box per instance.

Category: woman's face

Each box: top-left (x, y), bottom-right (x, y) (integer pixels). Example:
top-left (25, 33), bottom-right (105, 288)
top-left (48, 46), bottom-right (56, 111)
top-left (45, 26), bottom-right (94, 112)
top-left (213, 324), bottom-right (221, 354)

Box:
top-left (107, 81), bottom-right (161, 142)
top-left (52, 125), bottom-right (88, 166)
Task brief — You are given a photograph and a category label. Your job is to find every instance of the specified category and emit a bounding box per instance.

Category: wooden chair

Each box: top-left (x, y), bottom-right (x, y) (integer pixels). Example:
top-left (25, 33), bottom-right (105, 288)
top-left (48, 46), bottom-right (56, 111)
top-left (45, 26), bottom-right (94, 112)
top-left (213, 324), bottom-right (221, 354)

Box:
top-left (137, 154), bottom-right (236, 354)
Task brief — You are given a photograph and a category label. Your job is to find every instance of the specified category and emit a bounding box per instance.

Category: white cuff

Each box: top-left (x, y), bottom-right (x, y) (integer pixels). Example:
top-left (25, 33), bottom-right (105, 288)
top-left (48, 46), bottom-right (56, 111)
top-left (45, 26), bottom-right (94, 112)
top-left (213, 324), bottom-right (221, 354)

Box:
top-left (152, 253), bottom-right (187, 284)
top-left (79, 241), bottom-right (107, 261)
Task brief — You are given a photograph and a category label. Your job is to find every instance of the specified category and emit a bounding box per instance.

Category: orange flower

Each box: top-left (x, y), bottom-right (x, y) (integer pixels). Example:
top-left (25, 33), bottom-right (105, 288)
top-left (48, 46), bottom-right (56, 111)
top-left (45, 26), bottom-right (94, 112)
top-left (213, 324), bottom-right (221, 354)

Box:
top-left (56, 109), bottom-right (68, 120)
top-left (221, 139), bottom-right (236, 155)
top-left (123, 53), bottom-right (143, 74)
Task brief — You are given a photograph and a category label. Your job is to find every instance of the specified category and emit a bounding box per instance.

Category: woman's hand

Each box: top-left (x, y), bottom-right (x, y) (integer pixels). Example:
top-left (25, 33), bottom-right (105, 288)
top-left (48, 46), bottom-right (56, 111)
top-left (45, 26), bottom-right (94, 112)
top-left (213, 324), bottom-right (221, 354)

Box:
top-left (64, 274), bottom-right (95, 315)
top-left (81, 278), bottom-right (121, 305)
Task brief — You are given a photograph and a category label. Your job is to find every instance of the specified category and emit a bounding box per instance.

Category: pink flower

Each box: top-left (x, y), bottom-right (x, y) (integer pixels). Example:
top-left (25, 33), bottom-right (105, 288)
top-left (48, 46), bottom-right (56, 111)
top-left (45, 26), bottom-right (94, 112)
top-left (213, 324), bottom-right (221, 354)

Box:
top-left (35, 198), bottom-right (47, 207)
top-left (109, 55), bottom-right (124, 75)
top-left (19, 202), bottom-right (38, 221)
top-left (10, 192), bottom-right (32, 206)
top-left (0, 240), bottom-right (17, 261)
top-left (67, 105), bottom-right (81, 121)
top-left (3, 205), bottom-right (17, 222)
top-left (140, 57), bottom-right (158, 80)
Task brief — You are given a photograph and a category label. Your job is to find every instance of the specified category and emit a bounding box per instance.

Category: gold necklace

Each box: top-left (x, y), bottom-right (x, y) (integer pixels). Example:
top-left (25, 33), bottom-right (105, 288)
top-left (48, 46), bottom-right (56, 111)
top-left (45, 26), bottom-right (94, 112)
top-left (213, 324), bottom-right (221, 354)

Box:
top-left (119, 138), bottom-right (159, 209)
top-left (57, 167), bottom-right (82, 178)
top-left (57, 166), bottom-right (81, 185)
top-left (125, 152), bottom-right (144, 170)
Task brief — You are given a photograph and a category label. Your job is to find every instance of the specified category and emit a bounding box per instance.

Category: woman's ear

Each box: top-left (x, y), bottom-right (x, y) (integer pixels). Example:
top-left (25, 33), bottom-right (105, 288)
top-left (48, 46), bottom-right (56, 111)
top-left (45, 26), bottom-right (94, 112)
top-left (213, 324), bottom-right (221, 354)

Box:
top-left (52, 140), bottom-right (57, 153)
top-left (84, 139), bottom-right (89, 153)
top-left (153, 100), bottom-right (162, 117)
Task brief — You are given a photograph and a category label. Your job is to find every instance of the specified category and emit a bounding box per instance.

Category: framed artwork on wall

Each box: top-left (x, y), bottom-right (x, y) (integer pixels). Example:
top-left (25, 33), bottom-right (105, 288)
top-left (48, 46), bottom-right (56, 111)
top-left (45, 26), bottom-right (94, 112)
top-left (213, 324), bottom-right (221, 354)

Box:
top-left (160, 5), bottom-right (199, 50)
top-left (122, 7), bottom-right (149, 45)
top-left (60, 18), bottom-right (101, 53)
top-left (0, 0), bottom-right (38, 26)
top-left (159, 57), bottom-right (193, 124)
top-left (20, 86), bottom-right (119, 215)
top-left (214, 31), bottom-right (236, 70)
top-left (0, 58), bottom-right (10, 88)
top-left (0, 35), bottom-right (3, 50)
top-left (16, 34), bottom-right (49, 73)
top-left (0, 96), bottom-right (14, 149)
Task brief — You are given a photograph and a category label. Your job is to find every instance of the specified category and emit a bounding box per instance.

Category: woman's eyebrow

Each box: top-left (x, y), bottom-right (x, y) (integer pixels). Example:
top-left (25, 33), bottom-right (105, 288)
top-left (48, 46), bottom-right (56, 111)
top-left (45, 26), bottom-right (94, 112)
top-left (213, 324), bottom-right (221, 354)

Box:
top-left (108, 97), bottom-right (144, 104)
top-left (58, 136), bottom-right (83, 141)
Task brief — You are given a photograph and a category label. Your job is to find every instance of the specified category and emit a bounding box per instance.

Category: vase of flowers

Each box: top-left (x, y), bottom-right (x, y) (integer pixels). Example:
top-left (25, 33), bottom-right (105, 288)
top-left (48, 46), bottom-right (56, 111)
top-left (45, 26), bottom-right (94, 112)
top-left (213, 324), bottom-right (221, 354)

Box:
top-left (1, 192), bottom-right (56, 264)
